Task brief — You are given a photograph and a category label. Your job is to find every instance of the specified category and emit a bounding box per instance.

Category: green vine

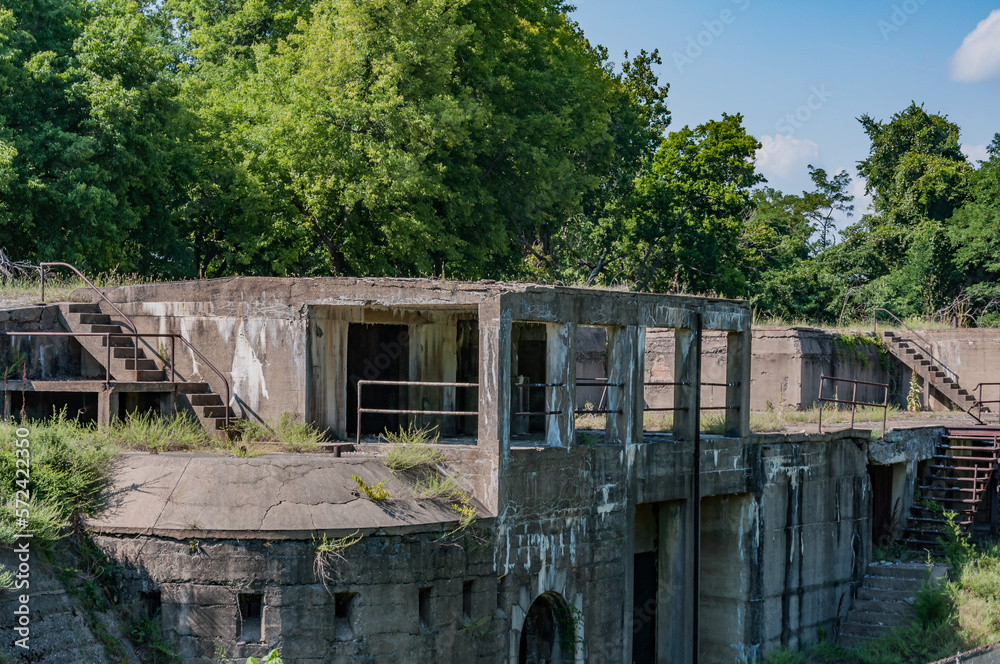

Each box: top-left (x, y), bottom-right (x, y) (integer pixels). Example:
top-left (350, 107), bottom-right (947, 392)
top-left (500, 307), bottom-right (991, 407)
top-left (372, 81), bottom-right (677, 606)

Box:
top-left (832, 331), bottom-right (891, 372)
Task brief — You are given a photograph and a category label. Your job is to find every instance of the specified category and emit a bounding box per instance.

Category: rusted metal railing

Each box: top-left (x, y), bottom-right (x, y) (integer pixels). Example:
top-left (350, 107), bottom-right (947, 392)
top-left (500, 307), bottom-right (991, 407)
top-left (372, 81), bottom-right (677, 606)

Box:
top-left (573, 377), bottom-right (624, 415)
top-left (642, 381), bottom-right (689, 413)
top-left (817, 375), bottom-right (889, 434)
top-left (701, 381), bottom-right (742, 411)
top-left (2, 330), bottom-right (231, 431)
top-left (512, 382), bottom-right (566, 417)
top-left (873, 308), bottom-right (959, 382)
top-left (640, 381), bottom-right (741, 412)
top-left (355, 379), bottom-right (478, 445)
top-left (40, 262), bottom-right (136, 331)
top-left (30, 261), bottom-right (232, 431)
top-left (973, 383), bottom-right (1000, 424)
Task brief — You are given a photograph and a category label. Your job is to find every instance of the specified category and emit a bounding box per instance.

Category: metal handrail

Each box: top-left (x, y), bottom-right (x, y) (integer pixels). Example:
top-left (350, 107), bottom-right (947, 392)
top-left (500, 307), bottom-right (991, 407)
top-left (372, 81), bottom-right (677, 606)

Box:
top-left (34, 262), bottom-right (231, 431)
top-left (873, 308), bottom-right (959, 382)
top-left (355, 379), bottom-right (478, 445)
top-left (2, 330), bottom-right (231, 431)
top-left (40, 262), bottom-right (136, 334)
top-left (817, 375), bottom-right (888, 434)
top-left (176, 335), bottom-right (231, 431)
top-left (973, 383), bottom-right (1000, 423)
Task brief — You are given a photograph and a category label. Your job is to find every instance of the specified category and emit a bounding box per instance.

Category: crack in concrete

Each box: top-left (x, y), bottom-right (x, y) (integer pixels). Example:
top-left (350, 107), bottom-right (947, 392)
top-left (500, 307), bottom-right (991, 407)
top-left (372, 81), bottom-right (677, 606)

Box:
top-left (148, 458), bottom-right (193, 534)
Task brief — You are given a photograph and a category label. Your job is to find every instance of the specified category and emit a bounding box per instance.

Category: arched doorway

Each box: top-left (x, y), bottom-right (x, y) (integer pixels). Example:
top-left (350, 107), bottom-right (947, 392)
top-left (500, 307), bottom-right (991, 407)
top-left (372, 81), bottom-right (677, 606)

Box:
top-left (517, 591), bottom-right (577, 664)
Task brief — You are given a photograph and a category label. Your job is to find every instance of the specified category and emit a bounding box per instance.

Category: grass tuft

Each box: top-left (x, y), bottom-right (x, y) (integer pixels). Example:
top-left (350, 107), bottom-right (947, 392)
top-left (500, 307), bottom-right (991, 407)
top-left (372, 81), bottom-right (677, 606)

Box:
top-left (381, 424), bottom-right (443, 472)
top-left (237, 413), bottom-right (325, 451)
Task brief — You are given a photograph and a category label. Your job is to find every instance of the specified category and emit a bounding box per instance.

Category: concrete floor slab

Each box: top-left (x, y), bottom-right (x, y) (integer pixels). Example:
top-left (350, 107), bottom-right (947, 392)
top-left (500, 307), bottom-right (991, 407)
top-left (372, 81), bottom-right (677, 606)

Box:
top-left (86, 453), bottom-right (478, 539)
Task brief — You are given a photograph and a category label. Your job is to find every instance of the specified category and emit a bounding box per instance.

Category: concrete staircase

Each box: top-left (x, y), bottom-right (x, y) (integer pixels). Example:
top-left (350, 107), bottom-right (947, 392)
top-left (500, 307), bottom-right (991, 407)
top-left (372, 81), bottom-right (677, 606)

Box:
top-left (57, 302), bottom-right (235, 435)
top-left (902, 428), bottom-right (1000, 549)
top-left (881, 330), bottom-right (984, 420)
top-left (840, 562), bottom-right (948, 649)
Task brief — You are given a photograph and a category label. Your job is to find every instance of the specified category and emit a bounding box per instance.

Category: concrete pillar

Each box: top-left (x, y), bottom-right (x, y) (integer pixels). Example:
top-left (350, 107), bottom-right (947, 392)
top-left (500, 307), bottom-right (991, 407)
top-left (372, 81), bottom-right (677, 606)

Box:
top-left (673, 327), bottom-right (701, 442)
top-left (478, 300), bottom-right (511, 456)
top-left (306, 314), bottom-right (348, 439)
top-left (657, 500), bottom-right (694, 664)
top-left (607, 326), bottom-right (640, 445)
top-left (98, 387), bottom-right (118, 428)
top-left (725, 330), bottom-right (752, 438)
top-left (546, 322), bottom-right (575, 448)
top-left (408, 321), bottom-right (459, 435)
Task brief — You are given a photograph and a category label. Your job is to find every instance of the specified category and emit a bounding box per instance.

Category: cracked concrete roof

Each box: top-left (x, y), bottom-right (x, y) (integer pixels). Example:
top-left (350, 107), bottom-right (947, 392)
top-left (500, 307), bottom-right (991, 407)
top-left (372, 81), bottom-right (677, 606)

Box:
top-left (85, 453), bottom-right (480, 540)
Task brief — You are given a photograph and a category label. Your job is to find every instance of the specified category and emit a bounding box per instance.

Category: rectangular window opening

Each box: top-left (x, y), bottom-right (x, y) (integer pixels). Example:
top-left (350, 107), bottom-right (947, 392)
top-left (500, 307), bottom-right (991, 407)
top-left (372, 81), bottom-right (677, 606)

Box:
top-left (462, 580), bottom-right (474, 625)
top-left (510, 323), bottom-right (549, 439)
top-left (238, 593), bottom-right (263, 642)
top-left (140, 590), bottom-right (161, 620)
top-left (418, 587), bottom-right (433, 631)
top-left (334, 592), bottom-right (357, 641)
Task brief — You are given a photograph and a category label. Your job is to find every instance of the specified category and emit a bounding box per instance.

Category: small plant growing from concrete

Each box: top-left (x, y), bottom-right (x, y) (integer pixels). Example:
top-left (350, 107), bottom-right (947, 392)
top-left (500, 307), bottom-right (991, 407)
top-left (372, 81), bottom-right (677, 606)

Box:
top-left (2, 347), bottom-right (26, 379)
top-left (381, 423), bottom-right (443, 472)
top-left (907, 373), bottom-right (923, 412)
top-left (352, 474), bottom-right (389, 502)
top-left (313, 531), bottom-right (362, 589)
top-left (246, 651), bottom-right (282, 664)
top-left (155, 342), bottom-right (170, 370)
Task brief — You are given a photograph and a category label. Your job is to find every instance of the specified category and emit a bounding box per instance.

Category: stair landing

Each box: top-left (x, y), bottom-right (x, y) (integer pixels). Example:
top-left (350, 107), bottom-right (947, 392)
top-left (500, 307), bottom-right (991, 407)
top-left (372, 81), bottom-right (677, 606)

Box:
top-left (840, 562), bottom-right (947, 648)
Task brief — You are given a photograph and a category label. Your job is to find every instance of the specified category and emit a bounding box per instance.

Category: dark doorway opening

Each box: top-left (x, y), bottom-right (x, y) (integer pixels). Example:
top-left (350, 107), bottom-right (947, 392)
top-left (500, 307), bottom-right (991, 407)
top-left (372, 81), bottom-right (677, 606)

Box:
top-left (517, 592), bottom-right (574, 664)
top-left (511, 323), bottom-right (548, 436)
top-left (346, 324), bottom-right (409, 436)
top-left (5, 392), bottom-right (98, 424)
top-left (455, 320), bottom-right (479, 436)
top-left (869, 464), bottom-right (895, 547)
top-left (632, 552), bottom-right (658, 661)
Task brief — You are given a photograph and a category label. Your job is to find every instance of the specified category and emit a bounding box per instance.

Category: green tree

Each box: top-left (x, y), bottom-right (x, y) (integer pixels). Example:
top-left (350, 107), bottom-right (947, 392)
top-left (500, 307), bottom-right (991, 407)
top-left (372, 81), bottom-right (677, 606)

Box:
top-left (801, 165), bottom-right (853, 250)
top-left (0, 0), bottom-right (195, 275)
top-left (611, 113), bottom-right (763, 294)
top-left (171, 0), bottom-right (630, 278)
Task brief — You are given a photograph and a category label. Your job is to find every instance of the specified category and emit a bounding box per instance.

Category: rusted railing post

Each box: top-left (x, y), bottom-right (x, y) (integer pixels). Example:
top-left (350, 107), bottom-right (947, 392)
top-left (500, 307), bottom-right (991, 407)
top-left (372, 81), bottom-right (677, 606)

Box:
top-left (356, 381), bottom-right (363, 447)
top-left (851, 381), bottom-right (858, 429)
top-left (818, 377), bottom-right (825, 434)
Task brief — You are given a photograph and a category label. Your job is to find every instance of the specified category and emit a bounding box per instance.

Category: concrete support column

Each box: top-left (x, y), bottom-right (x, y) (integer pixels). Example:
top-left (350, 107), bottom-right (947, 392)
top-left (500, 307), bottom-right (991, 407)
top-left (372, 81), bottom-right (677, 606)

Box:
top-left (607, 325), bottom-right (640, 445)
top-left (725, 329), bottom-right (752, 438)
top-left (408, 322), bottom-right (459, 434)
top-left (478, 300), bottom-right (511, 456)
top-left (307, 314), bottom-right (348, 439)
top-left (97, 387), bottom-right (118, 428)
top-left (546, 322), bottom-right (575, 448)
top-left (673, 327), bottom-right (701, 442)
top-left (657, 500), bottom-right (695, 663)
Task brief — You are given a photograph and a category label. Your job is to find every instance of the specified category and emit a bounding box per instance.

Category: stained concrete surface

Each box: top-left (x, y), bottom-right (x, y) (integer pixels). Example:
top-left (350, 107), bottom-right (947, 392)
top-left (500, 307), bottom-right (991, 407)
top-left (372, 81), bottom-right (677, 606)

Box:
top-left (87, 453), bottom-right (485, 540)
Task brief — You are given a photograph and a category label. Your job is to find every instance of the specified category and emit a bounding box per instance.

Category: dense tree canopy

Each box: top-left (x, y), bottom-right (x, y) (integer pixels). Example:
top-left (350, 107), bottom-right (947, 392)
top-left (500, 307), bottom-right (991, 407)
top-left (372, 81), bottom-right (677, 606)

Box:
top-left (1, 2), bottom-right (999, 327)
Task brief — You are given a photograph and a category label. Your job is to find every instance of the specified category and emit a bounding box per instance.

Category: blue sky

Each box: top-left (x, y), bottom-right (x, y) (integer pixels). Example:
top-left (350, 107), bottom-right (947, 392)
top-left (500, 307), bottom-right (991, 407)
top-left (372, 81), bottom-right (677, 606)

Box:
top-left (571, 1), bottom-right (1000, 227)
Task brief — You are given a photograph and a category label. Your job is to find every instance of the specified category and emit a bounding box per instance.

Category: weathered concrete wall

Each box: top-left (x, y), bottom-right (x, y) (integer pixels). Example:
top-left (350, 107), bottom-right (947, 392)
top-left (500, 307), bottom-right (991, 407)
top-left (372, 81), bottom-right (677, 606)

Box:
top-left (918, 328), bottom-right (1000, 411)
top-left (634, 327), bottom-right (905, 412)
top-left (93, 531), bottom-right (498, 664)
top-left (0, 304), bottom-right (82, 379)
top-left (754, 435), bottom-right (870, 656)
top-left (869, 427), bottom-right (941, 538)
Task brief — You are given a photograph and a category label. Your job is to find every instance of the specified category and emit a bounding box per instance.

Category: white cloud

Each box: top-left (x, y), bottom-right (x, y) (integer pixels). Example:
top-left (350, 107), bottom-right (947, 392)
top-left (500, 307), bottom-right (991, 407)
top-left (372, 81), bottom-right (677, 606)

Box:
top-left (852, 177), bottom-right (874, 216)
top-left (755, 134), bottom-right (820, 180)
top-left (962, 143), bottom-right (990, 163)
top-left (950, 10), bottom-right (1000, 82)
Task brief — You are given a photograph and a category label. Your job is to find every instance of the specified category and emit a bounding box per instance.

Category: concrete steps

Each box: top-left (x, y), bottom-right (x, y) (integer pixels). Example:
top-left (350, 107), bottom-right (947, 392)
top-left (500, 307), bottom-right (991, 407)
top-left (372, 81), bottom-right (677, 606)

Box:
top-left (881, 331), bottom-right (984, 419)
top-left (56, 303), bottom-right (236, 437)
top-left (840, 562), bottom-right (947, 649)
top-left (902, 431), bottom-right (999, 549)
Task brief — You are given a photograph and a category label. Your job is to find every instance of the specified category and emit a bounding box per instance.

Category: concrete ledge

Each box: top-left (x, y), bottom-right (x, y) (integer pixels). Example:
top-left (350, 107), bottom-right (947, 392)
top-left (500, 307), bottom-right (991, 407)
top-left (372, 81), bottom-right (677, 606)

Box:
top-left (85, 453), bottom-right (487, 540)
